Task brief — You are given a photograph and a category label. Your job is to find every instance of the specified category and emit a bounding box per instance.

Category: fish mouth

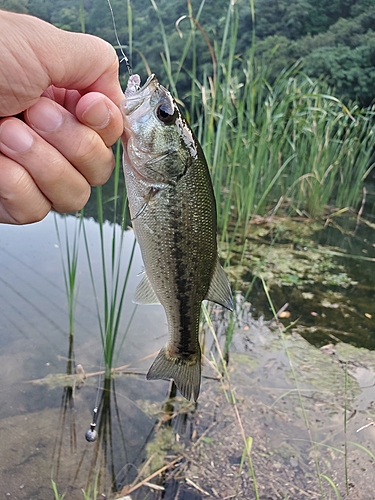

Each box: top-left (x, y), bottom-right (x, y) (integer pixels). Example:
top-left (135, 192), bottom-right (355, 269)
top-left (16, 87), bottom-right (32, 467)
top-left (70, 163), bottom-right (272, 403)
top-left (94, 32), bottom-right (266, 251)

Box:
top-left (136, 74), bottom-right (158, 94)
top-left (122, 73), bottom-right (159, 116)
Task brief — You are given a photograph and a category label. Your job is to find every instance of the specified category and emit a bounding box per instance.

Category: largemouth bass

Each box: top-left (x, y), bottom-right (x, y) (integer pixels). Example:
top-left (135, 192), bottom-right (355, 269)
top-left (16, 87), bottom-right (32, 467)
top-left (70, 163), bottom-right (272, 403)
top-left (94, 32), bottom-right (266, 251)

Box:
top-left (121, 74), bottom-right (233, 401)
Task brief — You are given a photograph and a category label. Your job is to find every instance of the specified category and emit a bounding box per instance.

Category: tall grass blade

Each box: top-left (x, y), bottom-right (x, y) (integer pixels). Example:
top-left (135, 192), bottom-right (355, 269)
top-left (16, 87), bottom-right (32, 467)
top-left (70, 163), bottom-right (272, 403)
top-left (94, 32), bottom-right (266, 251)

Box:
top-left (320, 474), bottom-right (342, 500)
top-left (82, 140), bottom-right (136, 376)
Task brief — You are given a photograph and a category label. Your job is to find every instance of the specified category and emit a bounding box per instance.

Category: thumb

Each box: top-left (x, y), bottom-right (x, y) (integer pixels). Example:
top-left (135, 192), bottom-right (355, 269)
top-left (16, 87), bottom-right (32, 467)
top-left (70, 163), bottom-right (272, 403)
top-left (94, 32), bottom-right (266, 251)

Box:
top-left (44, 29), bottom-right (124, 106)
top-left (0, 11), bottom-right (124, 114)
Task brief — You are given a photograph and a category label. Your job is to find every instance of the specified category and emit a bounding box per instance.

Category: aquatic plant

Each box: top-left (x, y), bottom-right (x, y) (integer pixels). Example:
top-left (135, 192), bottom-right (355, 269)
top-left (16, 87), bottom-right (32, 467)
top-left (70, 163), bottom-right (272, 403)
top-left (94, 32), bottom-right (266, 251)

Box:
top-left (146, 0), bottom-right (375, 245)
top-left (51, 479), bottom-right (66, 500)
top-left (54, 213), bottom-right (83, 337)
top-left (83, 141), bottom-right (137, 377)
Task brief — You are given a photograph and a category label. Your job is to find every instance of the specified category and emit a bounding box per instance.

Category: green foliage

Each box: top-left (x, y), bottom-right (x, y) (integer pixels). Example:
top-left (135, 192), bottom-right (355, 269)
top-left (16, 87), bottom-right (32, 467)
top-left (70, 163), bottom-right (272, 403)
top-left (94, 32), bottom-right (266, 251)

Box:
top-left (254, 4), bottom-right (375, 104)
top-left (82, 142), bottom-right (137, 375)
top-left (3, 0), bottom-right (374, 226)
top-left (196, 58), bottom-right (374, 234)
top-left (304, 41), bottom-right (375, 105)
top-left (4, 0), bottom-right (375, 104)
top-left (51, 479), bottom-right (66, 500)
top-left (0, 0), bottom-right (28, 13)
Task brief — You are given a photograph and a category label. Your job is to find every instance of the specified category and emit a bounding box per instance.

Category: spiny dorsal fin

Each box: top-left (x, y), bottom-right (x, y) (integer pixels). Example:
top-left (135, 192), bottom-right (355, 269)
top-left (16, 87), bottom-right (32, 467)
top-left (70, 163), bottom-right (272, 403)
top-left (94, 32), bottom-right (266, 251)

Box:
top-left (134, 274), bottom-right (161, 305)
top-left (205, 258), bottom-right (234, 311)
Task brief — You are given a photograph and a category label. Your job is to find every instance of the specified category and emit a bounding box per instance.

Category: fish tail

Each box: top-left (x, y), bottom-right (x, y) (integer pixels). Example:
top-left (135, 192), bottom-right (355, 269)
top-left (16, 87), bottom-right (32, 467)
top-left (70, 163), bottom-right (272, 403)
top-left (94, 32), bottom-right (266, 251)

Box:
top-left (146, 346), bottom-right (201, 402)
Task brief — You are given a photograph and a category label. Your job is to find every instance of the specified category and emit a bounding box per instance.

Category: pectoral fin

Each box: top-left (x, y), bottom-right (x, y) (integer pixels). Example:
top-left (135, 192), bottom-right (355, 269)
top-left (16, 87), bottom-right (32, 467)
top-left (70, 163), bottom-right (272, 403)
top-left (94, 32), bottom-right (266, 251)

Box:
top-left (205, 258), bottom-right (234, 311)
top-left (134, 274), bottom-right (160, 305)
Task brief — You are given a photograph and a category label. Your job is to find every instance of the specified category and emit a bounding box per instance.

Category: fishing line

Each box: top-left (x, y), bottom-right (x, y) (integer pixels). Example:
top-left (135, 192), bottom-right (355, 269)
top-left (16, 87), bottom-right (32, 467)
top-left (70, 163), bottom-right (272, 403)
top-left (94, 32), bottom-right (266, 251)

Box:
top-left (106, 0), bottom-right (132, 75)
top-left (85, 0), bottom-right (132, 443)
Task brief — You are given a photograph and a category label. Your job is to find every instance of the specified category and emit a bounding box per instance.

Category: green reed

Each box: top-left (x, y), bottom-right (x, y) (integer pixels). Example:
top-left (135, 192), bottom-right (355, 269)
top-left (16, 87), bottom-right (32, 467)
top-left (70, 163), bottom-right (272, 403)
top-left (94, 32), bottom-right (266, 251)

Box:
top-left (51, 479), bottom-right (66, 500)
top-left (203, 63), bottom-right (374, 234)
top-left (54, 213), bottom-right (83, 337)
top-left (83, 141), bottom-right (137, 376)
top-left (146, 0), bottom-right (375, 245)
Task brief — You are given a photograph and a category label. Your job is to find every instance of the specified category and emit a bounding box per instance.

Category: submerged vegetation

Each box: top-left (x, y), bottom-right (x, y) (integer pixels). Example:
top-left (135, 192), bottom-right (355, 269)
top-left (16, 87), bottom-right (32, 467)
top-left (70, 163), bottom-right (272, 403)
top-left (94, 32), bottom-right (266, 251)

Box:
top-left (224, 219), bottom-right (359, 289)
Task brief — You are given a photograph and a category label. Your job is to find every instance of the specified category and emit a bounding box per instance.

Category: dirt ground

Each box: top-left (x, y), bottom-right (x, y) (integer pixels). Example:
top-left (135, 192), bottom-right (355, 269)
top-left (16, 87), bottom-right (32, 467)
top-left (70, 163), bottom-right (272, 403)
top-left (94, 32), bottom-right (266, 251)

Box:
top-left (118, 307), bottom-right (375, 500)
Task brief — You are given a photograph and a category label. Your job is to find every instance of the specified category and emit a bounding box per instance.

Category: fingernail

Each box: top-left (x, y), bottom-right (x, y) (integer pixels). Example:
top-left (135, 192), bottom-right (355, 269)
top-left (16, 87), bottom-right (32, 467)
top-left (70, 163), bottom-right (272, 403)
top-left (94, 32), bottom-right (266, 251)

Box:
top-left (0, 120), bottom-right (34, 153)
top-left (81, 100), bottom-right (111, 129)
top-left (26, 99), bottom-right (63, 133)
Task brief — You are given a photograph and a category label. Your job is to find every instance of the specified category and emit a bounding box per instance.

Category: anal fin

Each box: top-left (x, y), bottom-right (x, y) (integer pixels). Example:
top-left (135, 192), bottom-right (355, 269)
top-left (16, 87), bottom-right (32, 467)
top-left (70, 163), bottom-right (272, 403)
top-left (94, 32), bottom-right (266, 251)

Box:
top-left (134, 274), bottom-right (161, 305)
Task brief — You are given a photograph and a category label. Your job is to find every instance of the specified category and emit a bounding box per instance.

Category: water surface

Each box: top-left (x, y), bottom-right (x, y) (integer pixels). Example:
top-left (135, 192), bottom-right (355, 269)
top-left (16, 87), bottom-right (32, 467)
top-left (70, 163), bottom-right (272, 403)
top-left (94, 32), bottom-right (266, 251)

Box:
top-left (1, 209), bottom-right (375, 499)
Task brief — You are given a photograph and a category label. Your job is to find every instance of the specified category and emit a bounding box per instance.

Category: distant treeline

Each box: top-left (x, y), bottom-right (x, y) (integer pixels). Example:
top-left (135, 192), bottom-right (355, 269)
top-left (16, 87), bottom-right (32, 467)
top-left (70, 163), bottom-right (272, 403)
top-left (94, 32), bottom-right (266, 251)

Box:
top-left (2, 0), bottom-right (375, 105)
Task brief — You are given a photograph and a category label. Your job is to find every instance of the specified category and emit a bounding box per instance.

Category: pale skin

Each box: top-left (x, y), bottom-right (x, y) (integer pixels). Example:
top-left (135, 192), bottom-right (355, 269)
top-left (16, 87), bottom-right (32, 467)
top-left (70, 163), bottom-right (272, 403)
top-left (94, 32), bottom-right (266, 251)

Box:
top-left (0, 10), bottom-right (125, 224)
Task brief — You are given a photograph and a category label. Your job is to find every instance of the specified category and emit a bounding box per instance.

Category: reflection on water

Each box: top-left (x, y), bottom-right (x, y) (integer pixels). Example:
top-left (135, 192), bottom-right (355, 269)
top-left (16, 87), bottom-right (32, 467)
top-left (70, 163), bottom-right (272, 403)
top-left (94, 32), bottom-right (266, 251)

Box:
top-left (0, 213), bottom-right (168, 498)
top-left (1, 209), bottom-right (375, 499)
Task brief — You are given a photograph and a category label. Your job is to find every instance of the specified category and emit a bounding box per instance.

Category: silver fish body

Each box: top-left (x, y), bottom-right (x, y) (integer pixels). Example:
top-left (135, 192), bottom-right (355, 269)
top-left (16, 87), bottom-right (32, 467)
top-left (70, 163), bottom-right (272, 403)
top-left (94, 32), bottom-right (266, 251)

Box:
top-left (121, 74), bottom-right (233, 401)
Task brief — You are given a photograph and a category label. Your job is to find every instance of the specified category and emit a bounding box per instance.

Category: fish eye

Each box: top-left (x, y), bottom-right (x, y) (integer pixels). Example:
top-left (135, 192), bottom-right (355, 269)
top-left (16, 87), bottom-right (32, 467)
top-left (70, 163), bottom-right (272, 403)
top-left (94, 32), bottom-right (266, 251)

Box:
top-left (156, 104), bottom-right (176, 125)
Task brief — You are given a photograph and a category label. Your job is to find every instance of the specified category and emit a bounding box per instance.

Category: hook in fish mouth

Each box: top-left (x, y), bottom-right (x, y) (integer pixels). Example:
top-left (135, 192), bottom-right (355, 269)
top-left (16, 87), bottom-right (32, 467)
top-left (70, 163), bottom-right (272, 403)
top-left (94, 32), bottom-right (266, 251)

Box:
top-left (123, 74), bottom-right (160, 116)
top-left (125, 73), bottom-right (158, 97)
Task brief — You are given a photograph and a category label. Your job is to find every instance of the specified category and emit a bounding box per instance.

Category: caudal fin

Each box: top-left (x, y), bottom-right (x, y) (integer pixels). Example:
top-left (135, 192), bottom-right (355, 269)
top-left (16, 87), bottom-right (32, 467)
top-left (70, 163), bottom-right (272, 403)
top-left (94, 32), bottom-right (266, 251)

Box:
top-left (146, 346), bottom-right (201, 401)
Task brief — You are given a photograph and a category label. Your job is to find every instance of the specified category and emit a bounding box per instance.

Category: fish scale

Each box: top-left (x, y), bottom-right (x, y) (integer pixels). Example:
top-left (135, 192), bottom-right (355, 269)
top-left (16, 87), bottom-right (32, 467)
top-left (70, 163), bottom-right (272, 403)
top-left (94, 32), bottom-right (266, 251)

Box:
top-left (121, 74), bottom-right (233, 401)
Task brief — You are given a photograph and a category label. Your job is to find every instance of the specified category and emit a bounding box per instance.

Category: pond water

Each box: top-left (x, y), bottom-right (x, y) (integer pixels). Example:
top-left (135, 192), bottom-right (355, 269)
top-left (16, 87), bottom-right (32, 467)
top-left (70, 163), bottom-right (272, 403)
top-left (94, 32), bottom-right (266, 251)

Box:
top-left (1, 191), bottom-right (375, 499)
top-left (0, 213), bottom-right (168, 498)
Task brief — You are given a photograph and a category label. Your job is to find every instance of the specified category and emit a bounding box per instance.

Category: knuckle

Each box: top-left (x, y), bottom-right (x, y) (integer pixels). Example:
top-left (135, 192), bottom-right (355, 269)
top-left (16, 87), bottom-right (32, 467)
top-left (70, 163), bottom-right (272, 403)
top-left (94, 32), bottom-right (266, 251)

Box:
top-left (48, 156), bottom-right (69, 183)
top-left (54, 183), bottom-right (91, 214)
top-left (73, 132), bottom-right (114, 185)
top-left (73, 131), bottom-right (99, 161)
top-left (75, 132), bottom-right (114, 186)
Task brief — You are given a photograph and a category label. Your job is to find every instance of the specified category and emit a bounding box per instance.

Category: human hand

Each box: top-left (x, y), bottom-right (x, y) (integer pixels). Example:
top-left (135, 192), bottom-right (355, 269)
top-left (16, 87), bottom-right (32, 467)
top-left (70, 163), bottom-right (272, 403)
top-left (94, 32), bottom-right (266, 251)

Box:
top-left (0, 10), bottom-right (124, 224)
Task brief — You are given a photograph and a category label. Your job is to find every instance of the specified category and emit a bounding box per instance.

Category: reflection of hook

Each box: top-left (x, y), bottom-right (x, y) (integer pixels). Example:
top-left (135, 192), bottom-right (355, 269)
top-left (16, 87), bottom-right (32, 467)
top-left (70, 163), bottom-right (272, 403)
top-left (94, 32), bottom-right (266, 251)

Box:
top-left (85, 406), bottom-right (98, 442)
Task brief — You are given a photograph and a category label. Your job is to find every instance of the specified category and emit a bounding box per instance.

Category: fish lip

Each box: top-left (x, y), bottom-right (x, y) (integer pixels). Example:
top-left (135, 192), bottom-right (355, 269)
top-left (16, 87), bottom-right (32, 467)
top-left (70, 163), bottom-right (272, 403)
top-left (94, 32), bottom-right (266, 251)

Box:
top-left (122, 74), bottom-right (158, 116)
top-left (137, 73), bottom-right (157, 94)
